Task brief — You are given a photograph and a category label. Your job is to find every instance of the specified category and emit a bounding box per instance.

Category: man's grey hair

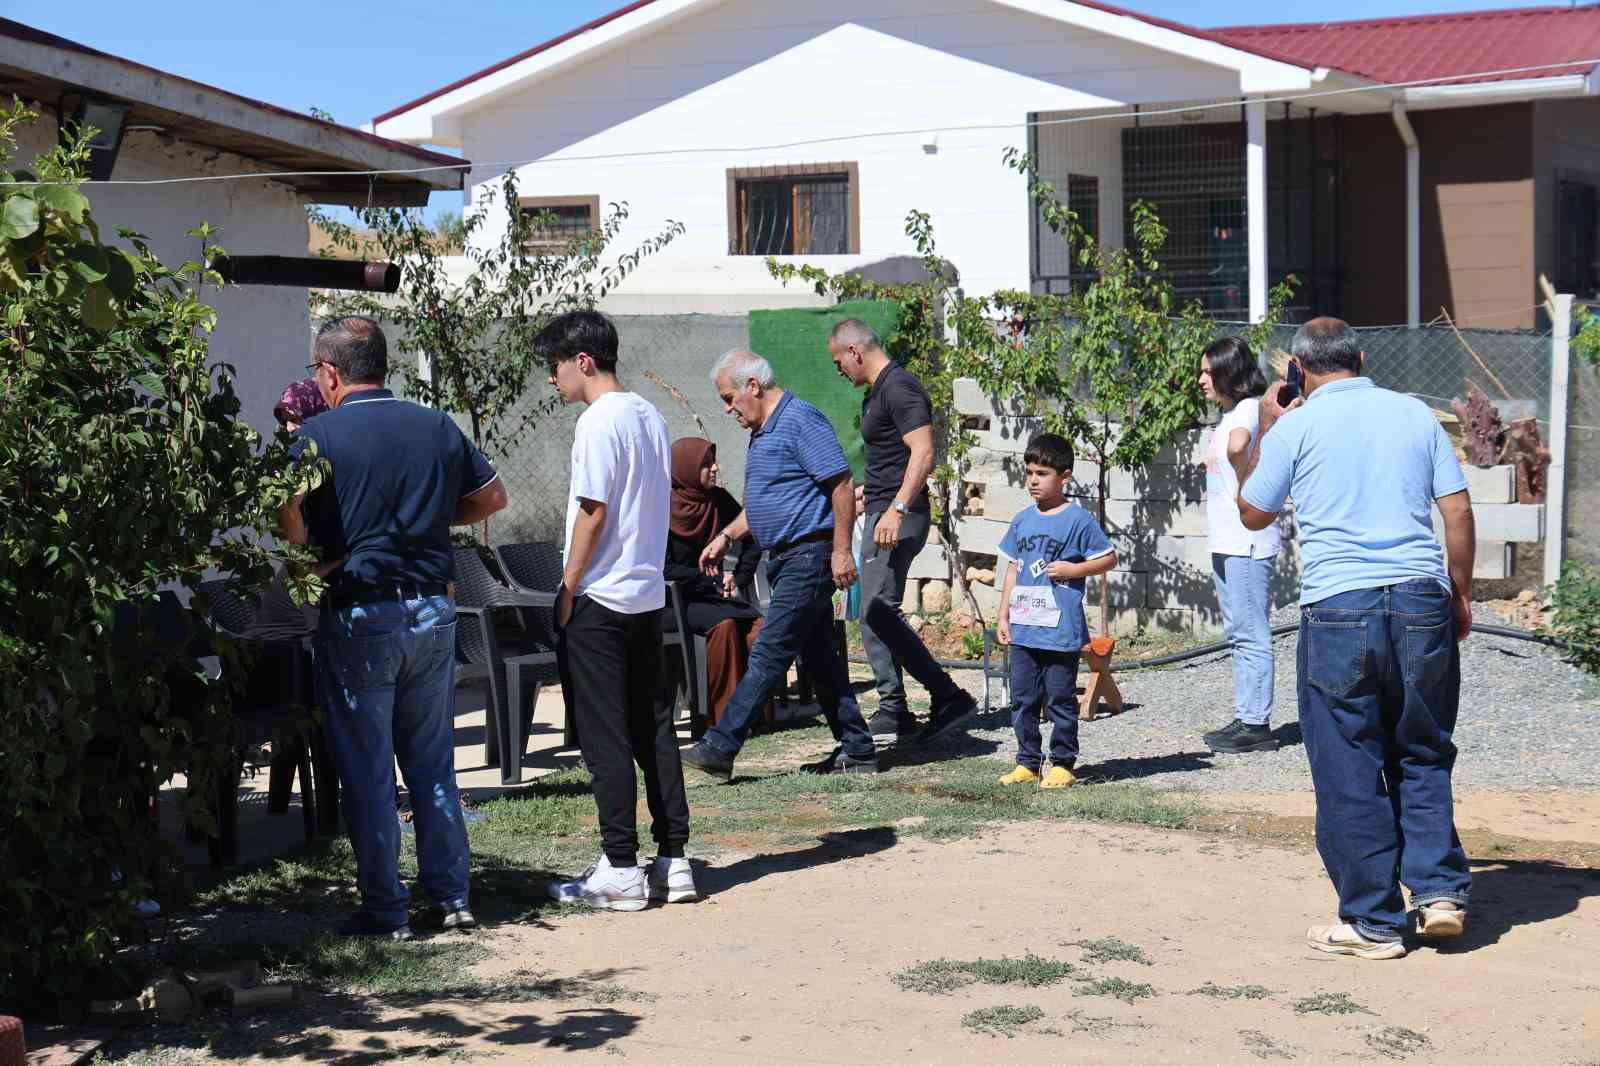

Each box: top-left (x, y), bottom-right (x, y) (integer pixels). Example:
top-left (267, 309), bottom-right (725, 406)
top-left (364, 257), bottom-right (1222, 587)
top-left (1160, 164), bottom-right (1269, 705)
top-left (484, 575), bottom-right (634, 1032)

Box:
top-left (710, 348), bottom-right (775, 390)
top-left (828, 318), bottom-right (881, 352)
top-left (314, 315), bottom-right (388, 385)
top-left (1291, 316), bottom-right (1363, 376)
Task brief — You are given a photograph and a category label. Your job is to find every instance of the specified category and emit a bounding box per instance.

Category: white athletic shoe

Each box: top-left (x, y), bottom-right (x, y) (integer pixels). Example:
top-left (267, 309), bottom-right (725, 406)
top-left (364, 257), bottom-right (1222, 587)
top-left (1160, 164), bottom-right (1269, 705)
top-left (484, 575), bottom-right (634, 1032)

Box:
top-left (547, 855), bottom-right (647, 912)
top-left (645, 856), bottom-right (699, 903)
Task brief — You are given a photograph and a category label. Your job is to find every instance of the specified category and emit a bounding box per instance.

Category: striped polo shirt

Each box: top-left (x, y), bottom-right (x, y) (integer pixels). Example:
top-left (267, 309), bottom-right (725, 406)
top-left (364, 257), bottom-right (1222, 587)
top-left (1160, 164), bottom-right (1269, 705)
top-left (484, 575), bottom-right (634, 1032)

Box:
top-left (742, 390), bottom-right (851, 550)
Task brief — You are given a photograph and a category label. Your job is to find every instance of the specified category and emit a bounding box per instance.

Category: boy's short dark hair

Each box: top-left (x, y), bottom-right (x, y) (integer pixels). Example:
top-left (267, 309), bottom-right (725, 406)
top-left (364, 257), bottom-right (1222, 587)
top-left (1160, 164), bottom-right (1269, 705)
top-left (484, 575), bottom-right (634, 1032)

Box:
top-left (533, 309), bottom-right (619, 374)
top-left (1023, 432), bottom-right (1074, 475)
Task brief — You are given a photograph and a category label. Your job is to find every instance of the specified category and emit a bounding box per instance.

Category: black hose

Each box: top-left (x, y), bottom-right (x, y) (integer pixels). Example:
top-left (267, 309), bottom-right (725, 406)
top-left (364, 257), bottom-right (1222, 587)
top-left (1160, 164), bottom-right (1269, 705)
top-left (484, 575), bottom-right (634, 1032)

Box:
top-left (845, 620), bottom-right (1572, 674)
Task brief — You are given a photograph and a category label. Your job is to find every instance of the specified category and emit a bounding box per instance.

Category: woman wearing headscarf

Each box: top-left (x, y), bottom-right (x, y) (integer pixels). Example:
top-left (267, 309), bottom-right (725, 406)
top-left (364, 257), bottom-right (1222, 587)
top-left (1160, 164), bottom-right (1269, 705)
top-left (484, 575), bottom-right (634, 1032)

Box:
top-left (664, 437), bottom-right (766, 730)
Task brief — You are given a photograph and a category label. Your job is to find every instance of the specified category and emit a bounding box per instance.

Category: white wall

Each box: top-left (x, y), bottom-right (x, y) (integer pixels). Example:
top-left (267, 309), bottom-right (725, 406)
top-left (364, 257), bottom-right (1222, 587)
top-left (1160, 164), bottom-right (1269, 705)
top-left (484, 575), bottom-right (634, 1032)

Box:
top-left (457, 0), bottom-right (1248, 296)
top-left (15, 116), bottom-right (309, 438)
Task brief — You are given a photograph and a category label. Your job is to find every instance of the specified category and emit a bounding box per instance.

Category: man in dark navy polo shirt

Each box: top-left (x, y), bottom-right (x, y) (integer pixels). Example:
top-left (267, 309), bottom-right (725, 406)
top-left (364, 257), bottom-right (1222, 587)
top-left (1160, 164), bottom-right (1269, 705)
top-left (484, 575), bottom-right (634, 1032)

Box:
top-left (679, 349), bottom-right (878, 780)
top-left (827, 319), bottom-right (978, 746)
top-left (280, 316), bottom-right (508, 941)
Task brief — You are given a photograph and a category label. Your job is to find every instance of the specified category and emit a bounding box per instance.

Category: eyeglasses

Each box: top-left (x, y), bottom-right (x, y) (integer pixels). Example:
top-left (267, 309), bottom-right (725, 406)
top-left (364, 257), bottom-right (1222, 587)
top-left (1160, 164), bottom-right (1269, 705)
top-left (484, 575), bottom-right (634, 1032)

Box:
top-left (305, 361), bottom-right (325, 374)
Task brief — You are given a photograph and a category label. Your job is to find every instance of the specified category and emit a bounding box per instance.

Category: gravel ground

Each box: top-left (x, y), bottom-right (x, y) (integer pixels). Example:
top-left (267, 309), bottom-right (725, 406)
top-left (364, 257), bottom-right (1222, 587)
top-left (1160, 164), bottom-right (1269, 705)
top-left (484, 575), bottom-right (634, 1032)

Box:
top-left (916, 605), bottom-right (1599, 793)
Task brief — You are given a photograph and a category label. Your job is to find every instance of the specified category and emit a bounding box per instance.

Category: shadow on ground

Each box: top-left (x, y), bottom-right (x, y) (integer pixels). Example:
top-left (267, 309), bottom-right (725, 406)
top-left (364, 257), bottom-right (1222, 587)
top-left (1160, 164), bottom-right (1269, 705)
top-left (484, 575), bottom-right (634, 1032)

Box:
top-left (1436, 858), bottom-right (1600, 953)
top-left (699, 826), bottom-right (897, 896)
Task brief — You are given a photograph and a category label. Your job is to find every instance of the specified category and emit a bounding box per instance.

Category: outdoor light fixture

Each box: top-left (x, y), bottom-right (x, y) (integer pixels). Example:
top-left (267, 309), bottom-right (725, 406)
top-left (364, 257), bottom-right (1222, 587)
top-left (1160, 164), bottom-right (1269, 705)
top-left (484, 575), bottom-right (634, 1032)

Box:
top-left (58, 94), bottom-right (131, 181)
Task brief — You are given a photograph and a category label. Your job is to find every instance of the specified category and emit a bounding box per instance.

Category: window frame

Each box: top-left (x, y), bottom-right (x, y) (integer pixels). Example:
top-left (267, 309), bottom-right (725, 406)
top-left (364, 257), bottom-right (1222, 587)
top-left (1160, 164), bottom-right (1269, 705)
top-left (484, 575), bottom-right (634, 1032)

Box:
top-left (517, 195), bottom-right (602, 252)
top-left (725, 162), bottom-right (861, 255)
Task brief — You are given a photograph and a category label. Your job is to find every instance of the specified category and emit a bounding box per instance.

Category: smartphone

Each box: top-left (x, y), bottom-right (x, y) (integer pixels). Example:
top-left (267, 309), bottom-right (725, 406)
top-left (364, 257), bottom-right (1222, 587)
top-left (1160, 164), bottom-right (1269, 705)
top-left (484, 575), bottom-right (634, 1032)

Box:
top-left (1280, 361), bottom-right (1303, 406)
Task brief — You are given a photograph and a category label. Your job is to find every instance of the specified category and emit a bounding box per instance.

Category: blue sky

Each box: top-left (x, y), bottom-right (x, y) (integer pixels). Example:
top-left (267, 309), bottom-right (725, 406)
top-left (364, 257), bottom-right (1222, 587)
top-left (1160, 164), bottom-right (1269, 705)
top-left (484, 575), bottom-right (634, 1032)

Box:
top-left (7, 0), bottom-right (1544, 218)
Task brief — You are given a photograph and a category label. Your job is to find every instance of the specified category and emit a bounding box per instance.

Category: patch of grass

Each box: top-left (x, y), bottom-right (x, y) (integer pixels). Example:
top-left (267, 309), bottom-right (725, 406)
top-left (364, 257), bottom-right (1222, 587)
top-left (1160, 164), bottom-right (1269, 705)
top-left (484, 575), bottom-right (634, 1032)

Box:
top-left (960, 1004), bottom-right (1045, 1037)
top-left (1239, 1030), bottom-right (1294, 1060)
top-left (277, 936), bottom-right (490, 996)
top-left (1191, 982), bottom-right (1274, 1000)
top-left (1293, 992), bottom-right (1374, 1016)
top-left (893, 954), bottom-right (1075, 994)
top-left (1071, 936), bottom-right (1153, 966)
top-left (1366, 1027), bottom-right (1430, 1059)
top-left (1073, 976), bottom-right (1157, 1003)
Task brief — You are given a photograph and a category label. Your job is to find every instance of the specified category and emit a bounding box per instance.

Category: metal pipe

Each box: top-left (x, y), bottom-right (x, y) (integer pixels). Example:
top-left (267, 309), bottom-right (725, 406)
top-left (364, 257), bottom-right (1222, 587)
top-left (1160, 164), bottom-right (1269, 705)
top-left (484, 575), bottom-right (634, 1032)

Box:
top-left (208, 255), bottom-right (401, 293)
top-left (1546, 292), bottom-right (1574, 585)
top-left (1391, 103), bottom-right (1421, 328)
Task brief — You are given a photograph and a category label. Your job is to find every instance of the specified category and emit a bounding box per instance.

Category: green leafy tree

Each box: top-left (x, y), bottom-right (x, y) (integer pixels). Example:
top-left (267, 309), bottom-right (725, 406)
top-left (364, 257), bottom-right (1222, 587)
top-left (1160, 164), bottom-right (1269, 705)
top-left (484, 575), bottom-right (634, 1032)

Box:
top-left (770, 150), bottom-right (1295, 628)
top-left (0, 100), bottom-right (308, 1007)
top-left (309, 173), bottom-right (683, 537)
top-left (1545, 561), bottom-right (1600, 676)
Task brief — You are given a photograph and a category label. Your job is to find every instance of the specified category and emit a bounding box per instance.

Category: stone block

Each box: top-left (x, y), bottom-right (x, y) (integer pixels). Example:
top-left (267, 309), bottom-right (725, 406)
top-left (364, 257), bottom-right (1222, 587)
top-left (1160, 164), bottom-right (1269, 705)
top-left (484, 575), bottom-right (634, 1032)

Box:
top-left (1107, 463), bottom-right (1207, 504)
top-left (1067, 461), bottom-right (1103, 497)
top-left (922, 579), bottom-right (951, 613)
top-left (969, 580), bottom-right (1000, 620)
top-left (1095, 500), bottom-right (1210, 539)
top-left (1105, 607), bottom-right (1199, 637)
top-left (1474, 542), bottom-right (1515, 580)
top-left (902, 580), bottom-right (922, 615)
top-left (907, 543), bottom-right (949, 580)
top-left (1106, 569), bottom-right (1148, 608)
top-left (1472, 502), bottom-right (1544, 542)
top-left (1462, 464), bottom-right (1516, 505)
top-left (983, 415), bottom-right (1043, 453)
top-left (1144, 569), bottom-right (1220, 613)
top-left (982, 483), bottom-right (1033, 521)
top-left (955, 516), bottom-right (1009, 555)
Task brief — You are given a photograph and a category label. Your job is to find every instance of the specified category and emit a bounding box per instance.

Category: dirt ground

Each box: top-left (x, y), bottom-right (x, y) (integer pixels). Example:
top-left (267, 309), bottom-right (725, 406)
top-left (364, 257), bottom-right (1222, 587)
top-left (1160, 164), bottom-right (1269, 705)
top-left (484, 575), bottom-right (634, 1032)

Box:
top-left (244, 789), bottom-right (1600, 1065)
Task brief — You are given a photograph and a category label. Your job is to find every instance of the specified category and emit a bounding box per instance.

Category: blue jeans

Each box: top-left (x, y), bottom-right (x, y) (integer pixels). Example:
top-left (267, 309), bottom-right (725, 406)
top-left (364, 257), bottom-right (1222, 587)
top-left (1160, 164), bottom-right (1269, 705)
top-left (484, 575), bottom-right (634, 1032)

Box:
top-left (859, 510), bottom-right (965, 716)
top-left (315, 595), bottom-right (470, 926)
top-left (1298, 579), bottom-right (1470, 941)
top-left (1212, 552), bottom-right (1276, 726)
top-left (706, 540), bottom-right (875, 760)
top-left (1009, 646), bottom-right (1080, 771)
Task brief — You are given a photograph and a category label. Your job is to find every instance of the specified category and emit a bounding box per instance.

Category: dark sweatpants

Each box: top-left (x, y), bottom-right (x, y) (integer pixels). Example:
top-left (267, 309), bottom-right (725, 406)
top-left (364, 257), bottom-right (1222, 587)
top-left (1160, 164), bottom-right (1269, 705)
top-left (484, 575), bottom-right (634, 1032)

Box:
top-left (558, 595), bottom-right (689, 868)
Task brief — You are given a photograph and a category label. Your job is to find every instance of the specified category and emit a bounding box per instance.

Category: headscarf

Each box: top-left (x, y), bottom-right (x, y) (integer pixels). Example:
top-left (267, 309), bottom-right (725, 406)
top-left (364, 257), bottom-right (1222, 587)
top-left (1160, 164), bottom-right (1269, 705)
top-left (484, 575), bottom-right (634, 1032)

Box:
top-left (669, 438), bottom-right (718, 545)
top-left (273, 378), bottom-right (329, 427)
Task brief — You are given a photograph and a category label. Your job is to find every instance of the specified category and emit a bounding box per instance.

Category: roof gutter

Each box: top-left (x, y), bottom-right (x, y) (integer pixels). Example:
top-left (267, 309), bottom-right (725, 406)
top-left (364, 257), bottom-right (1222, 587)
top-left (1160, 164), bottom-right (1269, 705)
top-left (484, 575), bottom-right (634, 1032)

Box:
top-left (1391, 102), bottom-right (1420, 330)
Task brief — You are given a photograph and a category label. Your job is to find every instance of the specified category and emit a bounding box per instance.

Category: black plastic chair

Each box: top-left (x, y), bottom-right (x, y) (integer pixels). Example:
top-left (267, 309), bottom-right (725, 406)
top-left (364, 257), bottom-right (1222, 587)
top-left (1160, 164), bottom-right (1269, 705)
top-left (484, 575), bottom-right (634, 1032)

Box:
top-left (453, 546), bottom-right (558, 784)
top-left (195, 579), bottom-right (332, 859)
top-left (661, 581), bottom-right (710, 735)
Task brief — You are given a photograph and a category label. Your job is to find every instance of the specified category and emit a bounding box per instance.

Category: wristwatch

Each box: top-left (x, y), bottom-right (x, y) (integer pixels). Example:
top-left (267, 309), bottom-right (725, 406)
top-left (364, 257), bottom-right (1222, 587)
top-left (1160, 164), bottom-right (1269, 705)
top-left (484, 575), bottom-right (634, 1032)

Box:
top-left (892, 499), bottom-right (908, 515)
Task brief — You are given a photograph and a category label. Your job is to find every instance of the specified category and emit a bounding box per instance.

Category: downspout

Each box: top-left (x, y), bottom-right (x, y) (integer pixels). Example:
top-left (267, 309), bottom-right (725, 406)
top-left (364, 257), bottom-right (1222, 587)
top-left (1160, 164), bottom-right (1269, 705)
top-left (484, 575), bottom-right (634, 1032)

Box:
top-left (1391, 102), bottom-right (1421, 328)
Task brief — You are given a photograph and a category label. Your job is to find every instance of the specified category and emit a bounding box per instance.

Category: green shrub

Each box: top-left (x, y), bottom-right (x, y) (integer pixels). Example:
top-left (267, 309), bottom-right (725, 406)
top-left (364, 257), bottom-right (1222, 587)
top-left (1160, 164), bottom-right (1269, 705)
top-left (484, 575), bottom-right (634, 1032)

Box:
top-left (0, 102), bottom-right (305, 1009)
top-left (1545, 561), bottom-right (1600, 676)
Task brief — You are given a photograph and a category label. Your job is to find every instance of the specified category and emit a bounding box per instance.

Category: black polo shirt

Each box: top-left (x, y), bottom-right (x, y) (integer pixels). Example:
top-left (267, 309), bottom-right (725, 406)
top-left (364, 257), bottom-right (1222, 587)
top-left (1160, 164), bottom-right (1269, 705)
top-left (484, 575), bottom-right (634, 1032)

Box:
top-left (295, 389), bottom-right (497, 597)
top-left (860, 361), bottom-right (932, 514)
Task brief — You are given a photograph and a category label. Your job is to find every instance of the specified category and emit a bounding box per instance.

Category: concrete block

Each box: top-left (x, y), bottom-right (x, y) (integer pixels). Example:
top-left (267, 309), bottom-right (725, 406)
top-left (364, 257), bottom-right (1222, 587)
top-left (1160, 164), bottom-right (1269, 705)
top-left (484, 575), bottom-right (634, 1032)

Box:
top-left (1105, 607), bottom-right (1199, 637)
top-left (907, 543), bottom-right (949, 580)
top-left (1096, 500), bottom-right (1210, 539)
top-left (955, 516), bottom-right (1009, 555)
top-left (1462, 464), bottom-right (1516, 505)
top-left (1153, 430), bottom-right (1208, 466)
top-left (982, 483), bottom-right (1033, 521)
top-left (1067, 461), bottom-right (1103, 497)
top-left (969, 580), bottom-right (1000, 620)
top-left (1107, 463), bottom-right (1207, 503)
top-left (1474, 542), bottom-right (1515, 580)
top-left (902, 579), bottom-right (922, 615)
top-left (1472, 503), bottom-right (1544, 542)
top-left (1106, 569), bottom-right (1148, 608)
top-left (984, 415), bottom-right (1043, 453)
top-left (1145, 570), bottom-right (1220, 613)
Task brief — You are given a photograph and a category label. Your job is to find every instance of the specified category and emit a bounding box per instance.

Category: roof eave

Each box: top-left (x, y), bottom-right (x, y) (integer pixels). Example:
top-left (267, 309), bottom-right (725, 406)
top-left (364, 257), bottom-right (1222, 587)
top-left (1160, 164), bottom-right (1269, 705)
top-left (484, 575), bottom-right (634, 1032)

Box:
top-left (1400, 71), bottom-right (1599, 109)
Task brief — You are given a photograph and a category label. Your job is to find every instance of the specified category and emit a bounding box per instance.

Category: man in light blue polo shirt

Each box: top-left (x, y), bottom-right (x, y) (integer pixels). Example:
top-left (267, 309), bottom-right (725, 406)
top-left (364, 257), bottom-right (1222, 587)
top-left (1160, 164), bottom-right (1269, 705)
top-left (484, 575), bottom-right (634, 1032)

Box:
top-left (680, 349), bottom-right (878, 780)
top-left (1237, 316), bottom-right (1476, 961)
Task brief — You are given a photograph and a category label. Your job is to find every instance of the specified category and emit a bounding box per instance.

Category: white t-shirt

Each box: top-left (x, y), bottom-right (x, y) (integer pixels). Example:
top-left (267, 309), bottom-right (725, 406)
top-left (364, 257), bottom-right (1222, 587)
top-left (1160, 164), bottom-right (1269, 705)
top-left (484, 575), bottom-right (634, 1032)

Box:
top-left (1204, 397), bottom-right (1282, 558)
top-left (564, 390), bottom-right (671, 614)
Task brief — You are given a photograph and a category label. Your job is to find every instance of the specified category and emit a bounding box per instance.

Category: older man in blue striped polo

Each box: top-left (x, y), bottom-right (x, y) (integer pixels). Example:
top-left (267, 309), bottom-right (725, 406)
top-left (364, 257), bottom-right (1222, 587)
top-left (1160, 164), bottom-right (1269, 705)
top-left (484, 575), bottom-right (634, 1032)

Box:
top-left (680, 349), bottom-right (879, 780)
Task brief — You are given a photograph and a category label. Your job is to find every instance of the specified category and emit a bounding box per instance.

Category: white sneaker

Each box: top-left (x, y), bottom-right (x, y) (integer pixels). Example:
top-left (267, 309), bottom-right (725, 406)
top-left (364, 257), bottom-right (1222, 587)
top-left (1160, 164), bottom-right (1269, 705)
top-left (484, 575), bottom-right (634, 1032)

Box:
top-left (645, 856), bottom-right (699, 903)
top-left (546, 855), bottom-right (647, 912)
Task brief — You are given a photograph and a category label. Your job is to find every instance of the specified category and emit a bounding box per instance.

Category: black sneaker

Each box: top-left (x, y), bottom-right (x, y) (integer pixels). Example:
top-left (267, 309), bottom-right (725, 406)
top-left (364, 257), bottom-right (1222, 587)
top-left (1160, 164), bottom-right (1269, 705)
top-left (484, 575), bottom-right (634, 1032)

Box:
top-left (800, 747), bottom-right (880, 775)
top-left (418, 904), bottom-right (478, 932)
top-left (867, 707), bottom-right (920, 739)
top-left (1204, 719), bottom-right (1279, 754)
top-left (913, 692), bottom-right (978, 745)
top-left (681, 739), bottom-right (734, 782)
top-left (338, 911), bottom-right (413, 941)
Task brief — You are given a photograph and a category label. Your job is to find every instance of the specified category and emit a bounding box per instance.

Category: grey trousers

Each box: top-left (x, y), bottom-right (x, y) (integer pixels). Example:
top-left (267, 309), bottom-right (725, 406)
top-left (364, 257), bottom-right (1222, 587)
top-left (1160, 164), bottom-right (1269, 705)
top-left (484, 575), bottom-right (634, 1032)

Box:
top-left (859, 509), bottom-right (964, 716)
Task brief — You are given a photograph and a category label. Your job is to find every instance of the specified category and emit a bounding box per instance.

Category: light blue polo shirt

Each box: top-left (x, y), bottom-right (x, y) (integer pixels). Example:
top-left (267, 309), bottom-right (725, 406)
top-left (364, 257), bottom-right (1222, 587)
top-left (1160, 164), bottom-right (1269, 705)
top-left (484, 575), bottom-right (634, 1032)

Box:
top-left (741, 390), bottom-right (851, 550)
top-left (1240, 377), bottom-right (1467, 606)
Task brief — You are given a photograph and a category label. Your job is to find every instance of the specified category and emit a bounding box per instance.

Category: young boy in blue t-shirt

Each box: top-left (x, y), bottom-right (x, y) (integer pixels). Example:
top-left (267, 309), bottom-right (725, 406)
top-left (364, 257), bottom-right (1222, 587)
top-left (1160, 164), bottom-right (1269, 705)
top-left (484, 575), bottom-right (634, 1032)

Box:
top-left (996, 433), bottom-right (1118, 789)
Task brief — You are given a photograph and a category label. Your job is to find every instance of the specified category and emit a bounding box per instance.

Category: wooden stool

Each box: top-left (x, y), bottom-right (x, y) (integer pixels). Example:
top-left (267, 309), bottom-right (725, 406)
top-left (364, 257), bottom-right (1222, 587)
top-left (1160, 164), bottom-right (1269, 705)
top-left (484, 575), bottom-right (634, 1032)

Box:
top-left (1078, 636), bottom-right (1122, 721)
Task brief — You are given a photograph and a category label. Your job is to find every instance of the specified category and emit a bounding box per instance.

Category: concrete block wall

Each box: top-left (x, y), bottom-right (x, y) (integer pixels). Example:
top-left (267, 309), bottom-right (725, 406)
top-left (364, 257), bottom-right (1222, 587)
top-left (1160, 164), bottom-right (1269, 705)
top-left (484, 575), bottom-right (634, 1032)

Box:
top-left (897, 378), bottom-right (1546, 634)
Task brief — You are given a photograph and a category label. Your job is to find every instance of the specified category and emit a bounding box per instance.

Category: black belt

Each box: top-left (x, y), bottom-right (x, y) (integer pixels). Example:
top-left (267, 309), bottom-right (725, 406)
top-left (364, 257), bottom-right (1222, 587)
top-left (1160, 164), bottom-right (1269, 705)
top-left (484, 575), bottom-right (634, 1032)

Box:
top-left (323, 582), bottom-right (450, 611)
top-left (767, 529), bottom-right (833, 557)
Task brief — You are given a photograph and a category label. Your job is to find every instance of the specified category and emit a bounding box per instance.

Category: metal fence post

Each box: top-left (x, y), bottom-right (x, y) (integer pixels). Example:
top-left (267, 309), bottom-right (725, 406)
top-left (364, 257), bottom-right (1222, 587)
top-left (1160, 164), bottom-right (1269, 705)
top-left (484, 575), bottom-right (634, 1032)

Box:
top-left (1545, 293), bottom-right (1573, 587)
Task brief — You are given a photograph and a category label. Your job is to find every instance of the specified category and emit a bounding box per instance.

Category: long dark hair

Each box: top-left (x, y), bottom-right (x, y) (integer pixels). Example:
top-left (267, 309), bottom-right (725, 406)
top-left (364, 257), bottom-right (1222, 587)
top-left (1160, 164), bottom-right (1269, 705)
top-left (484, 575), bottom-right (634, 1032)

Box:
top-left (1202, 336), bottom-right (1267, 403)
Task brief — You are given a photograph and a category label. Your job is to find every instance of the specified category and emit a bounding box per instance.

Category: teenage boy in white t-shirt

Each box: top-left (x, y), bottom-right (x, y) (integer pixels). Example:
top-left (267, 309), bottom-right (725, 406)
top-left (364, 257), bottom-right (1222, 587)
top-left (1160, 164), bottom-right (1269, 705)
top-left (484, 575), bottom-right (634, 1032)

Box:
top-left (538, 310), bottom-right (697, 911)
top-left (1198, 337), bottom-right (1283, 754)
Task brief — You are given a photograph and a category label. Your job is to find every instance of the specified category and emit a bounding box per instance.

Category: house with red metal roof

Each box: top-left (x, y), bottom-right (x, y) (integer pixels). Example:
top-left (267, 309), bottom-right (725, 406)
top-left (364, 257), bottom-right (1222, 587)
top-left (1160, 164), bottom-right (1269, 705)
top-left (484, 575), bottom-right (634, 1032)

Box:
top-left (0, 18), bottom-right (468, 433)
top-left (373, 1), bottom-right (1600, 328)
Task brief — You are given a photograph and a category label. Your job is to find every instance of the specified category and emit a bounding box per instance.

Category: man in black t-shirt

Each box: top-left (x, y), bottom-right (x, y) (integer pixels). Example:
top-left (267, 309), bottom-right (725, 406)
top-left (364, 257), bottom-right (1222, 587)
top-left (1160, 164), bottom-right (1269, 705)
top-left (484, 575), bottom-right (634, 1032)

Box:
top-left (826, 319), bottom-right (976, 745)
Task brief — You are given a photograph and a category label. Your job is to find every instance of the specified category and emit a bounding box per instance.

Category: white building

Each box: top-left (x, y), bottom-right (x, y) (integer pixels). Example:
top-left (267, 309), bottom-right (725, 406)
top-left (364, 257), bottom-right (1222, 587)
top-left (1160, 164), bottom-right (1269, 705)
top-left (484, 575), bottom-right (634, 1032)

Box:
top-left (1, 17), bottom-right (465, 435)
top-left (370, 0), bottom-right (1600, 325)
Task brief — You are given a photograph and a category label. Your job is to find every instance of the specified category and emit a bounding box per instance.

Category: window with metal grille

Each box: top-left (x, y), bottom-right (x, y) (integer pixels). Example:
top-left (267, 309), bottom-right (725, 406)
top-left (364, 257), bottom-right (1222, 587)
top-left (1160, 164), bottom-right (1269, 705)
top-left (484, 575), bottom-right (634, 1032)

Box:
top-left (1557, 178), bottom-right (1599, 299)
top-left (727, 164), bottom-right (858, 255)
top-left (518, 196), bottom-right (600, 251)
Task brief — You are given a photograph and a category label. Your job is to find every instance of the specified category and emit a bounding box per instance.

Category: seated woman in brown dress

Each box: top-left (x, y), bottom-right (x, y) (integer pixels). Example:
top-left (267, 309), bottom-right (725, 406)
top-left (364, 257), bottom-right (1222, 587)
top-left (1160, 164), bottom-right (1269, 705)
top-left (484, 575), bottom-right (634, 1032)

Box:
top-left (663, 437), bottom-right (767, 730)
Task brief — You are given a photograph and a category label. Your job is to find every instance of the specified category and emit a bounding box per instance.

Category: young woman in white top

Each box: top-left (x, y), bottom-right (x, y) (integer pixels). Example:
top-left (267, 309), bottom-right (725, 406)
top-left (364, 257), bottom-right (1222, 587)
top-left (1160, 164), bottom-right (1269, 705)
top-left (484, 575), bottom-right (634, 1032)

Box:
top-left (1198, 337), bottom-right (1283, 754)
